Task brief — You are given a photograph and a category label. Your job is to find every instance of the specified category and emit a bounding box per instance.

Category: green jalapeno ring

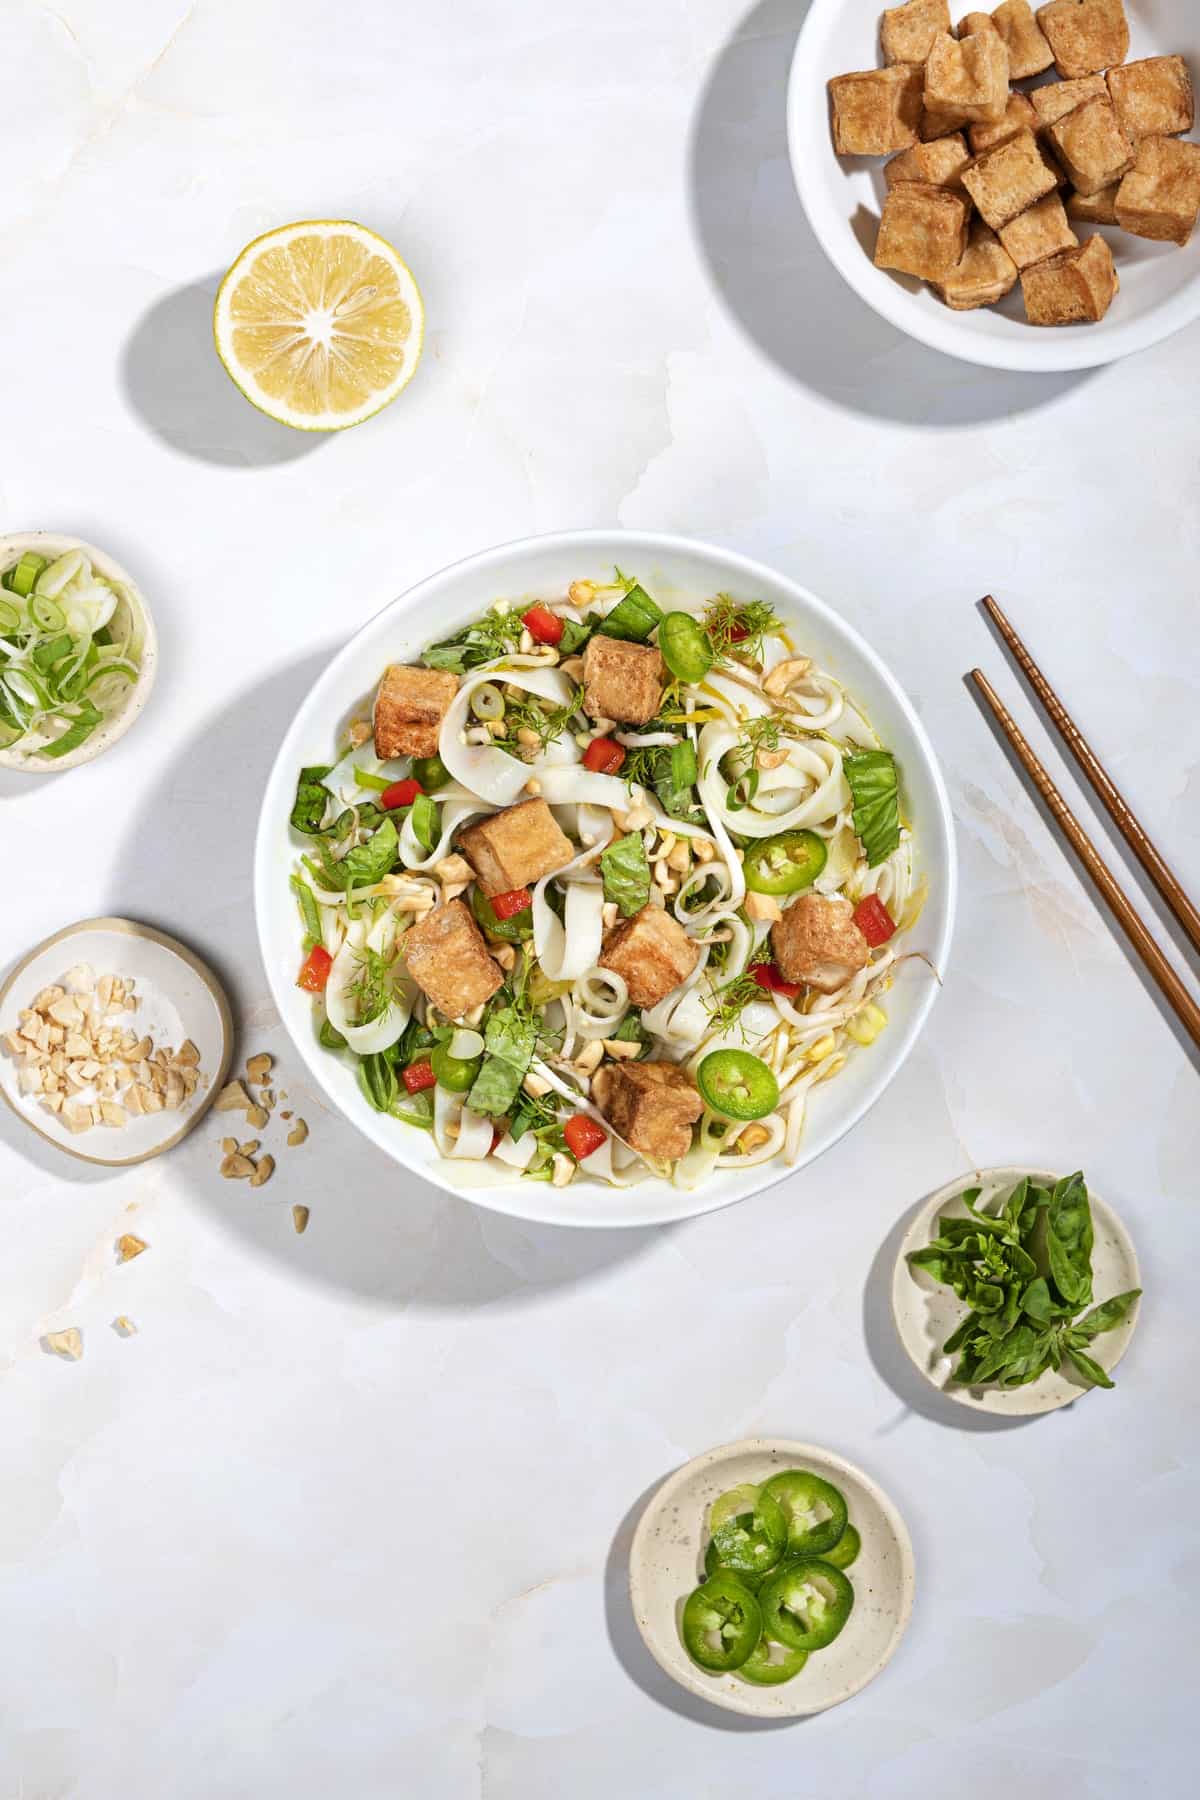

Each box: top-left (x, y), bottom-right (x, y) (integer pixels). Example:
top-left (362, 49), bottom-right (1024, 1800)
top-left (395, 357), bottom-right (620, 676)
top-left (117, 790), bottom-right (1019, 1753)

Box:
top-left (412, 753), bottom-right (451, 792)
top-left (706, 1485), bottom-right (788, 1575)
top-left (820, 1523), bottom-right (861, 1571)
top-left (696, 1049), bottom-right (779, 1123)
top-left (761, 1469), bottom-right (849, 1556)
top-left (430, 1040), bottom-right (482, 1093)
top-left (743, 829), bottom-right (828, 896)
top-left (759, 1559), bottom-right (854, 1654)
top-left (680, 1572), bottom-right (763, 1673)
top-left (738, 1636), bottom-right (809, 1686)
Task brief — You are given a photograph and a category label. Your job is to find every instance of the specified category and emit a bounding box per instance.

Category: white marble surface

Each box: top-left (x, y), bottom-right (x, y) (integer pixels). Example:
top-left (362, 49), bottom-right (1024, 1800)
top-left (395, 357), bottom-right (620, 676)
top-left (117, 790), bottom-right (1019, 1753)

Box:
top-left (1, 1), bottom-right (1197, 1794)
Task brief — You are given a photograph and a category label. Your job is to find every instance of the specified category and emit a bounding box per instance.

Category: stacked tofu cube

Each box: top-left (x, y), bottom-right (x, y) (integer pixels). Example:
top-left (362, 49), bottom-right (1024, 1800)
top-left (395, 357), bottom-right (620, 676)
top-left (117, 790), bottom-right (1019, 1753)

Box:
top-left (828, 0), bottom-right (1200, 325)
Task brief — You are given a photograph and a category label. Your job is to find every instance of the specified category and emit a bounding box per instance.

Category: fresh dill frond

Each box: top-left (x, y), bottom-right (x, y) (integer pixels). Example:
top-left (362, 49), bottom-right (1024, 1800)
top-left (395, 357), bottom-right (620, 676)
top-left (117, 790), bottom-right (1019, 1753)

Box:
top-left (422, 606), bottom-right (526, 673)
top-left (347, 941), bottom-right (400, 1024)
top-left (704, 595), bottom-right (781, 665)
top-left (703, 958), bottom-right (769, 1032)
top-left (496, 683), bottom-right (584, 758)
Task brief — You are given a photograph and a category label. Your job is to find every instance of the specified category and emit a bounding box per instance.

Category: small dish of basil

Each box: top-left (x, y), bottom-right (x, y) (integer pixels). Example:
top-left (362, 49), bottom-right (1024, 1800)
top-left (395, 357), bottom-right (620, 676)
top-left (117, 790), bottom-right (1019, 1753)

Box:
top-left (892, 1167), bottom-right (1142, 1418)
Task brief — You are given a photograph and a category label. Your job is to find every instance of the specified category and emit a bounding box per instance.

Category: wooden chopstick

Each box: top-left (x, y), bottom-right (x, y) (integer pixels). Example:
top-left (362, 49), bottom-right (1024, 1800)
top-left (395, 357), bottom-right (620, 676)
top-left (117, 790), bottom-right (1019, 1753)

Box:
top-left (969, 669), bottom-right (1200, 1053)
top-left (980, 593), bottom-right (1200, 958)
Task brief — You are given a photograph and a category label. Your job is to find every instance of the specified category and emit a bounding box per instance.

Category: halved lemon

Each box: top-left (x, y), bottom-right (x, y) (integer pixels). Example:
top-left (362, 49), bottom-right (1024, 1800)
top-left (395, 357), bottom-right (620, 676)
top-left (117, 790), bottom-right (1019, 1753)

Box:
top-left (213, 221), bottom-right (424, 431)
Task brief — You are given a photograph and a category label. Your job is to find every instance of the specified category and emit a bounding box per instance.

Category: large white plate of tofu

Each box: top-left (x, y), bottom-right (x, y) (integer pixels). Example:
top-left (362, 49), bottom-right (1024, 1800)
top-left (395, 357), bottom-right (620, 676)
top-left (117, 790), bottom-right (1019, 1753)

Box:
top-left (789, 0), bottom-right (1200, 369)
top-left (254, 531), bottom-right (956, 1228)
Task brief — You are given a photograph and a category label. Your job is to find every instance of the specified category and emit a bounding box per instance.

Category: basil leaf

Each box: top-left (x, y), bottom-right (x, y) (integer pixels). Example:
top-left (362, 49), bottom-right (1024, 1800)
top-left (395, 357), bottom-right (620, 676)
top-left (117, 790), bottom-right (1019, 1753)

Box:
top-left (557, 616), bottom-right (595, 655)
top-left (843, 749), bottom-right (901, 868)
top-left (1064, 1343), bottom-right (1115, 1390)
top-left (39, 701), bottom-right (103, 759)
top-left (318, 1018), bottom-right (347, 1051)
top-left (600, 831), bottom-right (651, 918)
top-left (1069, 1288), bottom-right (1141, 1343)
top-left (1021, 1277), bottom-right (1065, 1324)
top-left (1044, 1171), bottom-right (1094, 1309)
top-left (290, 872), bottom-right (323, 951)
top-left (358, 1051), bottom-right (397, 1113)
top-left (411, 791), bottom-right (439, 852)
top-left (290, 764), bottom-right (333, 835)
top-left (466, 1006), bottom-right (539, 1118)
top-left (313, 816), bottom-right (399, 892)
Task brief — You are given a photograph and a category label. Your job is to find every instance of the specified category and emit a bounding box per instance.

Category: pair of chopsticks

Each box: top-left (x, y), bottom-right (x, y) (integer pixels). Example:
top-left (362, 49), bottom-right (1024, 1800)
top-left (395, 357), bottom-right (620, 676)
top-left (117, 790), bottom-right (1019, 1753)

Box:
top-left (970, 596), bottom-right (1200, 1053)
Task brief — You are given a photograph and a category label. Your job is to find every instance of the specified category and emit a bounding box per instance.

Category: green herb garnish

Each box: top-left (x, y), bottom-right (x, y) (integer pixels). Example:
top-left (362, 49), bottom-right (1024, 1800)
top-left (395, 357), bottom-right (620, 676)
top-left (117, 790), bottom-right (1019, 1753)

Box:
top-left (600, 831), bottom-right (651, 918)
top-left (843, 749), bottom-right (900, 869)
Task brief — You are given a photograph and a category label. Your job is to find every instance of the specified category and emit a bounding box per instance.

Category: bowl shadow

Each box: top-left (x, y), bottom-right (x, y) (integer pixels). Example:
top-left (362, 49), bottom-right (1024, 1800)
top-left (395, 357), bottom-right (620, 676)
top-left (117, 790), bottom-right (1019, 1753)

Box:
top-left (688, 0), bottom-right (1094, 424)
top-left (98, 649), bottom-right (652, 1311)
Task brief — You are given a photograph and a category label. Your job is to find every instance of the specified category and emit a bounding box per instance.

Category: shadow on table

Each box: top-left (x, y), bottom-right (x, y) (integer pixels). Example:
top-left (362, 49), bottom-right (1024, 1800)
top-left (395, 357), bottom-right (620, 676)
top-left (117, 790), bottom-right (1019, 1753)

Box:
top-left (121, 275), bottom-right (323, 467)
top-left (94, 649), bottom-right (652, 1311)
top-left (688, 0), bottom-right (1094, 425)
top-left (605, 1480), bottom-right (802, 1731)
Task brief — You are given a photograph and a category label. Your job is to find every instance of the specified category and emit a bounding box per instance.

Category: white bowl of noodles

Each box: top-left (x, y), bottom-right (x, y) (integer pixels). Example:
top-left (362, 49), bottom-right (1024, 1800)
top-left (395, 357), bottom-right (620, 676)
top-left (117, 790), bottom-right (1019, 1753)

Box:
top-left (255, 531), bottom-right (956, 1228)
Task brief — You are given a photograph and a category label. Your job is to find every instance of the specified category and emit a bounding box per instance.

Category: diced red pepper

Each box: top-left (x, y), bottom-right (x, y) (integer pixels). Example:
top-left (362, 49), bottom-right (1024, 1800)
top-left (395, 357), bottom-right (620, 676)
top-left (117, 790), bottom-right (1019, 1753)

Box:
top-left (297, 944), bottom-right (333, 992)
top-left (401, 1060), bottom-right (437, 1094)
top-left (728, 623), bottom-right (750, 644)
top-left (522, 605), bottom-right (564, 646)
top-left (489, 1127), bottom-right (505, 1154)
top-left (380, 777), bottom-right (423, 809)
top-left (751, 961), bottom-right (802, 1000)
top-left (853, 894), bottom-right (896, 947)
top-left (583, 736), bottom-right (626, 776)
top-left (564, 1114), bottom-right (607, 1160)
top-left (490, 887), bottom-right (532, 920)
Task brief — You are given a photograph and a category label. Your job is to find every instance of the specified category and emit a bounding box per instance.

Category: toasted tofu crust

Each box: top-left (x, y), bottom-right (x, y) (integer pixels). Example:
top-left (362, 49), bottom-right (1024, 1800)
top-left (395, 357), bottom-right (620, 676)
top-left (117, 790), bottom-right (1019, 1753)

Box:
top-left (1048, 95), bottom-right (1134, 196)
top-left (1107, 56), bottom-right (1195, 144)
top-left (1021, 232), bottom-right (1118, 323)
top-left (581, 635), bottom-right (664, 726)
top-left (1065, 182), bottom-right (1119, 224)
top-left (1036, 0), bottom-right (1129, 81)
top-left (1115, 137), bottom-right (1200, 245)
top-left (457, 797), bottom-right (574, 896)
top-left (402, 900), bottom-right (503, 1020)
top-left (962, 128), bottom-right (1059, 228)
top-left (925, 29), bottom-right (1010, 124)
top-left (770, 894), bottom-right (870, 995)
top-left (990, 1), bottom-right (1054, 80)
top-left (1029, 73), bottom-right (1107, 132)
top-left (875, 183), bottom-right (972, 279)
top-left (599, 905), bottom-right (701, 1010)
top-left (935, 220), bottom-right (1020, 308)
top-left (999, 192), bottom-right (1078, 269)
top-left (829, 66), bottom-right (924, 155)
top-left (886, 131), bottom-right (971, 189)
top-left (594, 1060), bottom-right (704, 1161)
top-left (957, 13), bottom-right (996, 38)
top-left (373, 664), bottom-right (459, 761)
top-left (921, 103), bottom-right (973, 139)
top-left (969, 91), bottom-right (1039, 154)
top-left (881, 0), bottom-right (951, 67)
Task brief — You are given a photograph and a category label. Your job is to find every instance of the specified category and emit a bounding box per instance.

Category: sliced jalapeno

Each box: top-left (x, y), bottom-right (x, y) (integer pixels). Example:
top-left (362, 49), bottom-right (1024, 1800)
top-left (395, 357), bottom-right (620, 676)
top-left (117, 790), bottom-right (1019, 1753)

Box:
top-left (759, 1559), bottom-right (854, 1653)
top-left (680, 1572), bottom-right (762, 1673)
top-left (704, 1539), bottom-right (767, 1591)
top-left (761, 1469), bottom-right (848, 1556)
top-left (471, 883), bottom-right (534, 943)
top-left (706, 1484), bottom-right (787, 1578)
top-left (412, 753), bottom-right (451, 792)
top-left (696, 1049), bottom-right (779, 1122)
top-left (743, 829), bottom-right (828, 896)
top-left (821, 1523), bottom-right (861, 1571)
top-left (657, 611), bottom-right (714, 684)
top-left (430, 1040), bottom-right (481, 1092)
top-left (738, 1636), bottom-right (808, 1686)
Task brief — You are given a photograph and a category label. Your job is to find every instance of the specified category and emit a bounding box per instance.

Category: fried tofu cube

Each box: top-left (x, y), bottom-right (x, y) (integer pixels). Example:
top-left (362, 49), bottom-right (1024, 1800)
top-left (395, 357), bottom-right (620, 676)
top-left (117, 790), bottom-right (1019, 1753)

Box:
top-left (874, 183), bottom-right (972, 279)
top-left (957, 13), bottom-right (996, 36)
top-left (401, 900), bottom-right (503, 1020)
top-left (1115, 137), bottom-right (1200, 245)
top-left (373, 665), bottom-right (459, 760)
top-left (599, 905), bottom-right (701, 1010)
top-left (882, 0), bottom-right (951, 65)
top-left (925, 30), bottom-right (1010, 124)
top-left (969, 91), bottom-right (1039, 153)
top-left (885, 131), bottom-right (971, 189)
top-left (1065, 182), bottom-right (1119, 224)
top-left (999, 191), bottom-right (1078, 268)
top-left (1107, 57), bottom-right (1195, 144)
top-left (921, 104), bottom-right (973, 140)
top-left (962, 128), bottom-right (1059, 227)
top-left (1048, 96), bottom-right (1133, 195)
top-left (1029, 73), bottom-right (1107, 133)
top-left (770, 895), bottom-right (870, 995)
top-left (594, 1060), bottom-right (703, 1162)
top-left (457, 797), bottom-right (573, 896)
top-left (829, 66), bottom-right (924, 154)
top-left (581, 635), bottom-right (663, 726)
top-left (1035, 1), bottom-right (1128, 80)
top-left (990, 2), bottom-right (1054, 79)
top-left (1021, 233), bottom-right (1118, 322)
top-left (935, 221), bottom-right (1020, 307)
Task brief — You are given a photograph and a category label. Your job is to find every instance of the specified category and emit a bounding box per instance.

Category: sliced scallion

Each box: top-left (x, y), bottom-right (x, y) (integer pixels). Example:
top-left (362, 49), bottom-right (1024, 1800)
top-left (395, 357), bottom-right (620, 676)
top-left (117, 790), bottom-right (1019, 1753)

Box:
top-left (6, 553), bottom-right (46, 597)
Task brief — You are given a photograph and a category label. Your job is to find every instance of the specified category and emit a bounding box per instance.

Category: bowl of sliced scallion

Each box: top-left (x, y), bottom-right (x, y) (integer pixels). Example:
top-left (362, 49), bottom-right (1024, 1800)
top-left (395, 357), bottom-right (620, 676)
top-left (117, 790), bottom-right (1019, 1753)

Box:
top-left (0, 533), bottom-right (156, 772)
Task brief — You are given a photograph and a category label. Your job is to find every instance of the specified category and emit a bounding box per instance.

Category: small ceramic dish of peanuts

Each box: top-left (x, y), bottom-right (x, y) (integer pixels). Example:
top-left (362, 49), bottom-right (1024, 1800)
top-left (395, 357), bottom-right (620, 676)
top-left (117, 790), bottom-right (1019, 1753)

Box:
top-left (788, 0), bottom-right (1200, 370)
top-left (0, 917), bottom-right (232, 1166)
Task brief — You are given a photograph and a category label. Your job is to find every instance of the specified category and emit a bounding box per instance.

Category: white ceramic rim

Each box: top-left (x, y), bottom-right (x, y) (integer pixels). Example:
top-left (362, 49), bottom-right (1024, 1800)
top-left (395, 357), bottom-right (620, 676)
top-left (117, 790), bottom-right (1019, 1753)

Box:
top-left (0, 532), bottom-right (158, 771)
top-left (891, 1165), bottom-right (1142, 1414)
top-left (0, 915), bottom-right (234, 1168)
top-left (628, 1436), bottom-right (916, 1718)
top-left (786, 2), bottom-right (1200, 373)
top-left (253, 528), bottom-right (958, 1228)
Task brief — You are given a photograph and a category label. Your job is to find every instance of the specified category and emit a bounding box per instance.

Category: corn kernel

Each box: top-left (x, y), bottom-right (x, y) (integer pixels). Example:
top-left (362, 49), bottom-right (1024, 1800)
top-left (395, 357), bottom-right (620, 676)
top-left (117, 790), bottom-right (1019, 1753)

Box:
top-left (846, 1003), bottom-right (888, 1047)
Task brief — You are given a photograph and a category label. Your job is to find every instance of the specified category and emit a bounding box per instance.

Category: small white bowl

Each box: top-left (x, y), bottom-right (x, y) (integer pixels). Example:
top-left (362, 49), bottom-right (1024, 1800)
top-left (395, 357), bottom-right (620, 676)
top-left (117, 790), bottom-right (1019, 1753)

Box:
top-left (628, 1437), bottom-right (915, 1719)
top-left (892, 1167), bottom-right (1141, 1415)
top-left (0, 917), bottom-right (233, 1168)
top-left (0, 532), bottom-right (158, 772)
top-left (787, 2), bottom-right (1200, 371)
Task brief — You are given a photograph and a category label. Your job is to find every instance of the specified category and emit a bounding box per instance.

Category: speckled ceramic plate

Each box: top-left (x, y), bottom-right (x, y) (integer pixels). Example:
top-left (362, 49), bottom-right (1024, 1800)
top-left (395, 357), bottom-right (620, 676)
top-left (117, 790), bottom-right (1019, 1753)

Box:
top-left (893, 1167), bottom-right (1142, 1416)
top-left (0, 917), bottom-right (233, 1167)
top-left (628, 1438), bottom-right (915, 1718)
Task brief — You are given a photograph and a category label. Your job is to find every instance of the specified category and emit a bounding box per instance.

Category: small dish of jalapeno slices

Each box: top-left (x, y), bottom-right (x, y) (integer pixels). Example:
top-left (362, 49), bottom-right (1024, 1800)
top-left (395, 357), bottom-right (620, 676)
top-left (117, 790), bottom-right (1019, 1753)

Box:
top-left (628, 1438), bottom-right (914, 1719)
